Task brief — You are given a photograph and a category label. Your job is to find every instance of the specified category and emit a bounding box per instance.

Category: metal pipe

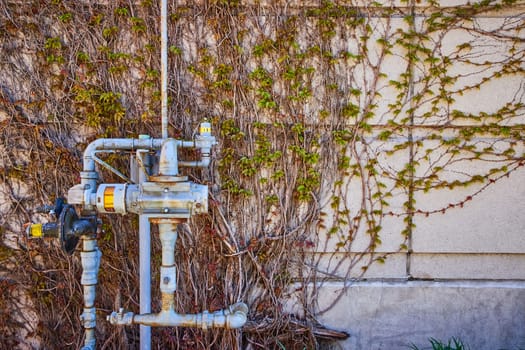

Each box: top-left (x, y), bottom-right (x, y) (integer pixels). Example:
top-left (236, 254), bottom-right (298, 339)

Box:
top-left (138, 149), bottom-right (152, 350)
top-left (158, 221), bottom-right (178, 312)
top-left (133, 302), bottom-right (249, 329)
top-left (83, 138), bottom-right (163, 174)
top-left (158, 139), bottom-right (179, 176)
top-left (108, 302), bottom-right (248, 330)
top-left (80, 237), bottom-right (102, 350)
top-left (107, 221), bottom-right (248, 330)
top-left (80, 135), bottom-right (214, 193)
top-left (78, 138), bottom-right (164, 211)
top-left (160, 0), bottom-right (168, 139)
top-left (81, 138), bottom-right (211, 175)
top-left (139, 216), bottom-right (151, 350)
top-left (178, 156), bottom-right (211, 168)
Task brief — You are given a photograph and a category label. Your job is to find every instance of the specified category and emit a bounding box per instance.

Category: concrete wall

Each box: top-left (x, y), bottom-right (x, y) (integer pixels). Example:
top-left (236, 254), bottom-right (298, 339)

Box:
top-left (315, 281), bottom-right (525, 349)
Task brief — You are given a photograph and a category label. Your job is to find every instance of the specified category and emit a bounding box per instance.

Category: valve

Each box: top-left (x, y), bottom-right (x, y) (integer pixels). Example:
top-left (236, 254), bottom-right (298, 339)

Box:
top-left (35, 197), bottom-right (64, 217)
top-left (26, 198), bottom-right (98, 254)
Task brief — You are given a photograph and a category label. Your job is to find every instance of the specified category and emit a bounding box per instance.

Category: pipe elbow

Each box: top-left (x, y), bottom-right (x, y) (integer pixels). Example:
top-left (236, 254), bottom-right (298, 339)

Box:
top-left (225, 302), bottom-right (248, 329)
top-left (83, 138), bottom-right (108, 172)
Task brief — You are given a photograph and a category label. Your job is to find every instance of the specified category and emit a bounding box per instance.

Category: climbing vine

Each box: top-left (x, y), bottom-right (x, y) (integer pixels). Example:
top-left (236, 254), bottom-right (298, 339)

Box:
top-left (0, 0), bottom-right (523, 349)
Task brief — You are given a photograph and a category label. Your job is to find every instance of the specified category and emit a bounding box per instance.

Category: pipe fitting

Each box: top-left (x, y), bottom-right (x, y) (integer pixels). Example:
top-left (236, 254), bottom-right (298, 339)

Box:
top-left (80, 307), bottom-right (97, 329)
top-left (107, 308), bottom-right (134, 326)
top-left (80, 248), bottom-right (102, 285)
top-left (225, 302), bottom-right (249, 329)
top-left (117, 302), bottom-right (249, 330)
top-left (159, 139), bottom-right (179, 176)
top-left (203, 302), bottom-right (248, 330)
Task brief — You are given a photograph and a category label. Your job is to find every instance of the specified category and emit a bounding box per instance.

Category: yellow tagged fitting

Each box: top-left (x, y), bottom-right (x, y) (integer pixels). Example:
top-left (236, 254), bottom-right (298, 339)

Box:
top-left (104, 186), bottom-right (116, 212)
top-left (200, 125), bottom-right (211, 134)
top-left (30, 223), bottom-right (43, 238)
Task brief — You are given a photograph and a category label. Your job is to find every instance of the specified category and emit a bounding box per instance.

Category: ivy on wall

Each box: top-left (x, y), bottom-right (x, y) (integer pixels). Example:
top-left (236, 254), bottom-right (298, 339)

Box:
top-left (0, 0), bottom-right (523, 349)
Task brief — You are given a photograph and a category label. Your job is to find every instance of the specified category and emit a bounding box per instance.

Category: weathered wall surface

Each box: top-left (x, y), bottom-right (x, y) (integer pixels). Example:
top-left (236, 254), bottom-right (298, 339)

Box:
top-left (0, 1), bottom-right (524, 349)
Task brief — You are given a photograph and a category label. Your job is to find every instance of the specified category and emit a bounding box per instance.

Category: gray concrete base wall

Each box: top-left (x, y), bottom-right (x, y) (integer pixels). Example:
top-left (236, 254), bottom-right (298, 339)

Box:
top-left (313, 281), bottom-right (525, 350)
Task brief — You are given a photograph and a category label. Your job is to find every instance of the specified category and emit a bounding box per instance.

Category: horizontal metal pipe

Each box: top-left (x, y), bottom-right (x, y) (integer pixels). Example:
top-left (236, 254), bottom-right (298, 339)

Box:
top-left (132, 302), bottom-right (248, 329)
top-left (82, 139), bottom-right (213, 184)
top-left (83, 138), bottom-right (164, 173)
top-left (107, 302), bottom-right (248, 329)
top-left (178, 155), bottom-right (210, 168)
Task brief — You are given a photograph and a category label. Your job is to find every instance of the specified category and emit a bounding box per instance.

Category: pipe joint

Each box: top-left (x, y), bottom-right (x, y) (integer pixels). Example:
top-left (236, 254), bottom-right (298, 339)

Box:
top-left (80, 307), bottom-right (97, 329)
top-left (107, 308), bottom-right (135, 326)
top-left (222, 302), bottom-right (249, 329)
top-left (80, 248), bottom-right (102, 285)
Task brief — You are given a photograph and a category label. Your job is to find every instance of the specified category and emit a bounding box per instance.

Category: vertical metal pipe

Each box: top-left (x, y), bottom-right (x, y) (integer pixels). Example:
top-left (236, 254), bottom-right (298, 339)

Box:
top-left (138, 149), bottom-right (152, 350)
top-left (80, 237), bottom-right (101, 350)
top-left (158, 139), bottom-right (179, 176)
top-left (139, 215), bottom-right (151, 350)
top-left (158, 221), bottom-right (178, 312)
top-left (160, 0), bottom-right (169, 139)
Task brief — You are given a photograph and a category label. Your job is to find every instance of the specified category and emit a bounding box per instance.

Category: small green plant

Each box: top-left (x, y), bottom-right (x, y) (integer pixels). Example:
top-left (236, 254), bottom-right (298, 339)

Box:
top-left (409, 337), bottom-right (469, 350)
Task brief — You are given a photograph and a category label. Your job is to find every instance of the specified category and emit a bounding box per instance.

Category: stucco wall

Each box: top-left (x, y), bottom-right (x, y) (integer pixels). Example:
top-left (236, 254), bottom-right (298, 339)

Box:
top-left (305, 2), bottom-right (525, 348)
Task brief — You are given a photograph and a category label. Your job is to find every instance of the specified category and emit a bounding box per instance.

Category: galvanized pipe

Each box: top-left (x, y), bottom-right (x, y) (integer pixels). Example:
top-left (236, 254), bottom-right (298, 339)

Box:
top-left (81, 137), bottom-right (210, 179)
top-left (178, 157), bottom-right (211, 168)
top-left (137, 148), bottom-right (152, 350)
top-left (83, 138), bottom-right (164, 174)
top-left (158, 221), bottom-right (178, 313)
top-left (139, 215), bottom-right (151, 350)
top-left (80, 237), bottom-right (102, 350)
top-left (158, 139), bottom-right (179, 176)
top-left (160, 0), bottom-right (168, 139)
top-left (131, 302), bottom-right (249, 329)
top-left (107, 220), bottom-right (248, 330)
top-left (108, 302), bottom-right (248, 329)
